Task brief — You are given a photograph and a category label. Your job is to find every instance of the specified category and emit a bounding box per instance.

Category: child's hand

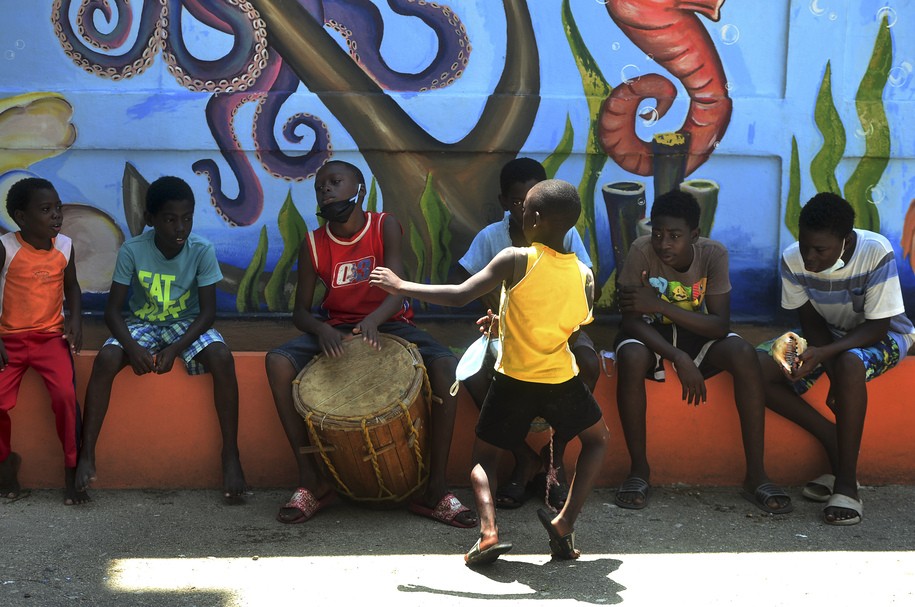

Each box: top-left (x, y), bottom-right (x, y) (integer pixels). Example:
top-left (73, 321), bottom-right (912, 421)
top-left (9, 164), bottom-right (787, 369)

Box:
top-left (317, 324), bottom-right (347, 358)
top-left (476, 309), bottom-right (499, 338)
top-left (672, 354), bottom-right (706, 406)
top-left (153, 344), bottom-right (180, 374)
top-left (0, 341), bottom-right (7, 371)
top-left (789, 346), bottom-right (824, 380)
top-left (353, 319), bottom-right (382, 350)
top-left (369, 267), bottom-right (402, 294)
top-left (65, 319), bottom-right (83, 355)
top-left (618, 272), bottom-right (660, 315)
top-left (125, 343), bottom-right (155, 375)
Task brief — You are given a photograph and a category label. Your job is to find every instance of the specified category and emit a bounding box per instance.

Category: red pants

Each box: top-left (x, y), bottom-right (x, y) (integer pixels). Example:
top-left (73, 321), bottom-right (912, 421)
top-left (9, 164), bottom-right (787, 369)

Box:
top-left (0, 332), bottom-right (79, 468)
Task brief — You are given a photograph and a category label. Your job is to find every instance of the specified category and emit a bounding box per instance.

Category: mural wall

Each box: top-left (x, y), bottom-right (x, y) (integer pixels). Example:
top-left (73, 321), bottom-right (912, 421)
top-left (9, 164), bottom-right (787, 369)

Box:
top-left (1, 0), bottom-right (913, 321)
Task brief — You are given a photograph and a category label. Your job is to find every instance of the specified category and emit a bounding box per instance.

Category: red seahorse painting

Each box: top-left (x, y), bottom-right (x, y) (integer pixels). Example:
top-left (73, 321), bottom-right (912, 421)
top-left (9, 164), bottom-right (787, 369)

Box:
top-left (903, 199), bottom-right (915, 274)
top-left (600, 0), bottom-right (732, 176)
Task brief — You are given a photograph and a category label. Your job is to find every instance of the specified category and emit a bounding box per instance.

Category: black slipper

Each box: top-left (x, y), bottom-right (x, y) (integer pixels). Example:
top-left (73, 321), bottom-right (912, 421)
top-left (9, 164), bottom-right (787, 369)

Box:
top-left (615, 476), bottom-right (650, 510)
top-left (495, 481), bottom-right (530, 509)
top-left (465, 538), bottom-right (513, 567)
top-left (741, 482), bottom-right (793, 515)
top-left (536, 508), bottom-right (579, 560)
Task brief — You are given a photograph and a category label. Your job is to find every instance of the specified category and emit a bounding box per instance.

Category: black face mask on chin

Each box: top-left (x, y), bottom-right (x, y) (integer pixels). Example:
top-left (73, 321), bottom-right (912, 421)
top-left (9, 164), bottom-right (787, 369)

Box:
top-left (317, 196), bottom-right (358, 223)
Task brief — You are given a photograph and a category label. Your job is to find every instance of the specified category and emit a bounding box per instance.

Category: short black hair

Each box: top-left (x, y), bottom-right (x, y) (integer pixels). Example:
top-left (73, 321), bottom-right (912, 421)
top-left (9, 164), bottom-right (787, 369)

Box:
top-left (319, 160), bottom-right (366, 186)
top-left (798, 192), bottom-right (855, 237)
top-left (6, 177), bottom-right (55, 219)
top-left (650, 189), bottom-right (701, 231)
top-left (500, 157), bottom-right (546, 194)
top-left (527, 179), bottom-right (581, 232)
top-left (146, 176), bottom-right (194, 215)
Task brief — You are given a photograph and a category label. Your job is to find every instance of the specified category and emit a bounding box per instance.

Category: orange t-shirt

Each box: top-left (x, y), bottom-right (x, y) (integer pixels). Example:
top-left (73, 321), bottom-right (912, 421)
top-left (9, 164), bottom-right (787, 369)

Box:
top-left (0, 232), bottom-right (72, 335)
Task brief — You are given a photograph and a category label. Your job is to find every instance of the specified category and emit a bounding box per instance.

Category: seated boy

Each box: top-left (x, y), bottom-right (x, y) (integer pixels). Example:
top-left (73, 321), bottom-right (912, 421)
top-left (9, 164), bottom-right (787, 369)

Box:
top-left (1, 177), bottom-right (85, 505)
top-left (265, 160), bottom-right (476, 528)
top-left (756, 192), bottom-right (915, 526)
top-left (372, 179), bottom-right (610, 565)
top-left (457, 157), bottom-right (600, 510)
top-left (614, 189), bottom-right (791, 514)
top-left (74, 176), bottom-right (247, 502)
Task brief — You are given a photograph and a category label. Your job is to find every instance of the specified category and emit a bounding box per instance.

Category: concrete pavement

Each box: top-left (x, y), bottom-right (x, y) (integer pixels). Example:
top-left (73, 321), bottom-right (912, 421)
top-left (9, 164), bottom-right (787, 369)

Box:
top-left (2, 485), bottom-right (914, 606)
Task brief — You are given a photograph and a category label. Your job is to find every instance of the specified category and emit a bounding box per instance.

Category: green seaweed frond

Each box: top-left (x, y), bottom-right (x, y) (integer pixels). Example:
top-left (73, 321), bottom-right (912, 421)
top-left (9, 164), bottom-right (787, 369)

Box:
top-left (366, 177), bottom-right (379, 213)
top-left (810, 61), bottom-right (845, 196)
top-left (237, 225), bottom-right (268, 313)
top-left (265, 190), bottom-right (307, 311)
top-left (786, 136), bottom-right (801, 240)
top-left (418, 172), bottom-right (452, 284)
top-left (543, 115), bottom-right (574, 179)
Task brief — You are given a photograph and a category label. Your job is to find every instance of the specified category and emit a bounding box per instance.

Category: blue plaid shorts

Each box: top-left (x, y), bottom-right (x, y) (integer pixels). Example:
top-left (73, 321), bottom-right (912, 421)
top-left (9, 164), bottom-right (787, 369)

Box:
top-left (756, 330), bottom-right (904, 395)
top-left (104, 319), bottom-right (225, 376)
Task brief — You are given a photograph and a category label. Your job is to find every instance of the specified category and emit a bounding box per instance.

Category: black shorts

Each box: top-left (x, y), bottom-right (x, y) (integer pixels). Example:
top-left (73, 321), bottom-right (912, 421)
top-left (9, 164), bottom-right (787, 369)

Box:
top-left (614, 324), bottom-right (737, 382)
top-left (476, 373), bottom-right (603, 450)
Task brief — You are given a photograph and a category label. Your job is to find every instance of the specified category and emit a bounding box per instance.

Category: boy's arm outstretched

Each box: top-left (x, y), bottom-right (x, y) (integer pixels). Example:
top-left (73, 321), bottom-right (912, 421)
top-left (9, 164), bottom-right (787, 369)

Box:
top-left (63, 245), bottom-right (82, 354)
top-left (371, 247), bottom-right (521, 308)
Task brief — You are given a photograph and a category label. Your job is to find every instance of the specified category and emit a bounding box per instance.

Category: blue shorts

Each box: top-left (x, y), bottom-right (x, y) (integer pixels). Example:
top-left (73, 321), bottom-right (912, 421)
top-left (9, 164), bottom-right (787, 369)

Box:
top-left (756, 330), bottom-right (905, 395)
top-left (104, 319), bottom-right (225, 376)
top-left (269, 321), bottom-right (455, 373)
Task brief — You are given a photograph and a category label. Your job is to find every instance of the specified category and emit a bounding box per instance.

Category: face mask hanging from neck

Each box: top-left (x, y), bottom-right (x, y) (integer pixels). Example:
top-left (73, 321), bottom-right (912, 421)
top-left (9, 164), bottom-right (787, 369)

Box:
top-left (318, 193), bottom-right (359, 223)
top-left (817, 240), bottom-right (846, 275)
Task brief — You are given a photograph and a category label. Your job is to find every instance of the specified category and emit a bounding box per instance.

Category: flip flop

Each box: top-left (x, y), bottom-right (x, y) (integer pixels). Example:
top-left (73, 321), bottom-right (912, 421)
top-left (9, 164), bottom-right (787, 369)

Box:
top-left (408, 492), bottom-right (476, 528)
top-left (464, 538), bottom-right (513, 567)
top-left (740, 482), bottom-right (794, 514)
top-left (536, 508), bottom-right (579, 560)
top-left (276, 488), bottom-right (336, 524)
top-left (824, 493), bottom-right (863, 526)
top-left (495, 481), bottom-right (529, 509)
top-left (615, 476), bottom-right (650, 510)
top-left (802, 474), bottom-right (836, 502)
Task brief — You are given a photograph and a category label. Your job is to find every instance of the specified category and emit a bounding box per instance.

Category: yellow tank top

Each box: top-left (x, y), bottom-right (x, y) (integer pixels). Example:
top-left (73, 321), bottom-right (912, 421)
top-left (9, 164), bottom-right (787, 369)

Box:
top-left (496, 243), bottom-right (593, 383)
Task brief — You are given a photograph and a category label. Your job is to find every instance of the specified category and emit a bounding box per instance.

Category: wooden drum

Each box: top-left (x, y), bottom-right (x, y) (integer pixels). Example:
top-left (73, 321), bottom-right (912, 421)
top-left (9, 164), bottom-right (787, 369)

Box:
top-left (292, 333), bottom-right (431, 506)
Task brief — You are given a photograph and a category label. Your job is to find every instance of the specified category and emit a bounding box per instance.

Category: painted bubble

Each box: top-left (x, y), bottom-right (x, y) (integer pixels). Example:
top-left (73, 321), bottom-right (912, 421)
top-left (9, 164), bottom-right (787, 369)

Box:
top-left (640, 106), bottom-right (660, 127)
top-left (720, 24), bottom-right (740, 45)
top-left (611, 42), bottom-right (620, 51)
top-left (888, 62), bottom-right (911, 88)
top-left (595, 0), bottom-right (609, 4)
top-left (866, 185), bottom-right (886, 206)
top-left (14, 40), bottom-right (24, 50)
top-left (808, 0), bottom-right (826, 16)
top-left (725, 81), bottom-right (734, 91)
top-left (876, 6), bottom-right (898, 28)
top-left (4, 50), bottom-right (14, 60)
top-left (855, 121), bottom-right (874, 139)
top-left (829, 12), bottom-right (838, 21)
top-left (620, 64), bottom-right (641, 85)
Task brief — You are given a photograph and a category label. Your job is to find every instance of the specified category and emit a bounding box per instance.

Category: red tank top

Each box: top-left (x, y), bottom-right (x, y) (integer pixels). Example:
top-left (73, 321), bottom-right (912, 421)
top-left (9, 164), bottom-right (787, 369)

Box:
top-left (306, 211), bottom-right (413, 326)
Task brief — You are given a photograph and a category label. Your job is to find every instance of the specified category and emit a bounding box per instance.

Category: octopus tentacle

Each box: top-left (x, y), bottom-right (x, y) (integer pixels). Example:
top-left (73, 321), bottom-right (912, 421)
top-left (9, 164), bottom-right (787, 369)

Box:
top-left (161, 0), bottom-right (269, 93)
top-left (253, 60), bottom-right (333, 182)
top-left (324, 0), bottom-right (470, 91)
top-left (51, 0), bottom-right (165, 80)
top-left (191, 89), bottom-right (265, 227)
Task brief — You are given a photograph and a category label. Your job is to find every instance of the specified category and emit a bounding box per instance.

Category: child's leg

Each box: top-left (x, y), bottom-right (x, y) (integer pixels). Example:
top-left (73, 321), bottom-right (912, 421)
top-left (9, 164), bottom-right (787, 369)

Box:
top-left (544, 418), bottom-right (609, 548)
top-left (707, 337), bottom-right (790, 512)
top-left (195, 342), bottom-right (246, 499)
top-left (264, 353), bottom-right (332, 498)
top-left (757, 351), bottom-right (839, 469)
top-left (75, 344), bottom-right (129, 491)
top-left (614, 342), bottom-right (655, 506)
top-left (823, 352), bottom-right (868, 522)
top-left (0, 335), bottom-right (29, 498)
top-left (31, 334), bottom-right (87, 505)
top-left (468, 438), bottom-right (505, 555)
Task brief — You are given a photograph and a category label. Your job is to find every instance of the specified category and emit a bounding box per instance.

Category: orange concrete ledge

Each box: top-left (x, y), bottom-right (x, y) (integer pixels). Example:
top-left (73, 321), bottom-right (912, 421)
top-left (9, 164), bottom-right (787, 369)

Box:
top-left (10, 352), bottom-right (915, 489)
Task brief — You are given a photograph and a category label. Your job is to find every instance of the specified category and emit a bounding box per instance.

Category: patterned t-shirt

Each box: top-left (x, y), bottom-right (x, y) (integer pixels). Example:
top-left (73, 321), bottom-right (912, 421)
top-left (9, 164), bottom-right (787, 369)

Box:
top-left (112, 231), bottom-right (222, 325)
top-left (618, 235), bottom-right (731, 325)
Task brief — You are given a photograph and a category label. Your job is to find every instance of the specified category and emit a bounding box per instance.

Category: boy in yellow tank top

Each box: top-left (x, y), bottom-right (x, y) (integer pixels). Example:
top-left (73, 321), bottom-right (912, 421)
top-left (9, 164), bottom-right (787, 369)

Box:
top-left (371, 179), bottom-right (609, 565)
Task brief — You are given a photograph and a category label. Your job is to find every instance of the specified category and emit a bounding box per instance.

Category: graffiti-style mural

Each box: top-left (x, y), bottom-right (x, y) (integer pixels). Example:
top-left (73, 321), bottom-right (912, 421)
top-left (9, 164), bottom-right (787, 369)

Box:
top-left (1, 1), bottom-right (913, 320)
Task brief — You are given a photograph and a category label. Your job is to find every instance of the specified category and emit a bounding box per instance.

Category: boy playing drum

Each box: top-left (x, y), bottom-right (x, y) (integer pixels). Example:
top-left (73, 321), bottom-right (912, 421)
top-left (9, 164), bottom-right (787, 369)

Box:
top-left (266, 160), bottom-right (476, 528)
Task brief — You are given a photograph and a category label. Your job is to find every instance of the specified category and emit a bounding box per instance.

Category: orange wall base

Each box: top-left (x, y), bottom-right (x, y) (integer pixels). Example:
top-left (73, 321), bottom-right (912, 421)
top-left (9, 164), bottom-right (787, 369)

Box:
top-left (10, 352), bottom-right (915, 489)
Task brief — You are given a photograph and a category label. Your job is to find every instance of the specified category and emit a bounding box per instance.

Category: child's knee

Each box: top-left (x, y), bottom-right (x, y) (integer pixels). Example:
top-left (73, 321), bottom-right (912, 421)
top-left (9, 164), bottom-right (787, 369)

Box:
top-left (201, 343), bottom-right (235, 376)
top-left (92, 345), bottom-right (126, 377)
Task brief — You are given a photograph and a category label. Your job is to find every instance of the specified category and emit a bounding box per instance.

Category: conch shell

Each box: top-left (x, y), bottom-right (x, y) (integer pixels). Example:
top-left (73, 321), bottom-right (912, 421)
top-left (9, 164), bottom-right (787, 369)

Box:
top-left (771, 331), bottom-right (807, 373)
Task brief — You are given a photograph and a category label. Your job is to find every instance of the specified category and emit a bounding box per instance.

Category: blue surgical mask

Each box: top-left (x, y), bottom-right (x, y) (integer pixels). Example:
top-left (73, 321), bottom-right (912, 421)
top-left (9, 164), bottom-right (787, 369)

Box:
top-left (817, 240), bottom-right (846, 275)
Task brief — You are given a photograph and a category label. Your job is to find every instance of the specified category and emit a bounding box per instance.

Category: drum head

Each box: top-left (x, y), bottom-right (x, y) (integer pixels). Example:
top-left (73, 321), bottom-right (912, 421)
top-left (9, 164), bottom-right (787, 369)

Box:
top-left (293, 333), bottom-right (423, 422)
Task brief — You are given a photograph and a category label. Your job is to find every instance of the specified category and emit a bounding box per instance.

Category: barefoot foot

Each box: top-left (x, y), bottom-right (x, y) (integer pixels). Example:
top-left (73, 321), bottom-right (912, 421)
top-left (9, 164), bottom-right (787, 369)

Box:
top-left (64, 467), bottom-right (91, 505)
top-left (74, 457), bottom-right (96, 493)
top-left (222, 452), bottom-right (247, 504)
top-left (0, 452), bottom-right (23, 499)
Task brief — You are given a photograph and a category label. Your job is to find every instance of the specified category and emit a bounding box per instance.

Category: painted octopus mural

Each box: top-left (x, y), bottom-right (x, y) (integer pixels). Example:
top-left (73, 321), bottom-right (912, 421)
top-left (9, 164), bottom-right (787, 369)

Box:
top-left (16, 0), bottom-right (908, 316)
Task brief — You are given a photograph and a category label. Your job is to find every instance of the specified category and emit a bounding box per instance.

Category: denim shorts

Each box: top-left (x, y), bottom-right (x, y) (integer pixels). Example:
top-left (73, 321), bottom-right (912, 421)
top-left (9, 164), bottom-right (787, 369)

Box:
top-left (270, 321), bottom-right (455, 373)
